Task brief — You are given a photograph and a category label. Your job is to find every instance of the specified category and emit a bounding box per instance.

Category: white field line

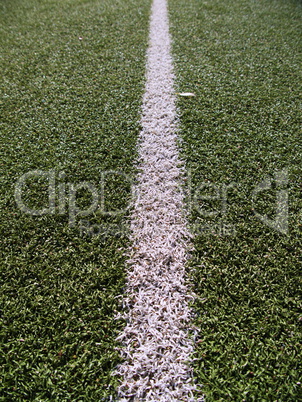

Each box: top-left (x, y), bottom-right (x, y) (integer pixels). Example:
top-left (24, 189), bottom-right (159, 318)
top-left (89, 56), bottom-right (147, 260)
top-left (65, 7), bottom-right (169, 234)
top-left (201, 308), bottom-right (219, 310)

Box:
top-left (115, 0), bottom-right (202, 400)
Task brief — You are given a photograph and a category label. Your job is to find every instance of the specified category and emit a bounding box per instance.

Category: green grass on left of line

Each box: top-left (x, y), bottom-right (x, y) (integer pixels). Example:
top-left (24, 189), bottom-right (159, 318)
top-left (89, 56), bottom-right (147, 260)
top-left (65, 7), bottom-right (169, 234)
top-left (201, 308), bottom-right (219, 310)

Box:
top-left (0, 0), bottom-right (151, 400)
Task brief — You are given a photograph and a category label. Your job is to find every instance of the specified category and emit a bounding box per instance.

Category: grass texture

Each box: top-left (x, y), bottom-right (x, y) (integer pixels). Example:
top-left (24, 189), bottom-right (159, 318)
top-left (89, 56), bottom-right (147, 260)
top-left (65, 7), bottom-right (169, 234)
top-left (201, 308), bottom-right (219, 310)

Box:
top-left (169, 0), bottom-right (302, 400)
top-left (0, 0), bottom-right (151, 400)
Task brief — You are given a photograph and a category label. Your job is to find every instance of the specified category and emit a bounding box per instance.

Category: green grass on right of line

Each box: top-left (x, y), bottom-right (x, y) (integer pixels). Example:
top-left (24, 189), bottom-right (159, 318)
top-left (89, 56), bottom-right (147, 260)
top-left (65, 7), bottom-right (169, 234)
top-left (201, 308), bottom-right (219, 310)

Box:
top-left (169, 0), bottom-right (302, 400)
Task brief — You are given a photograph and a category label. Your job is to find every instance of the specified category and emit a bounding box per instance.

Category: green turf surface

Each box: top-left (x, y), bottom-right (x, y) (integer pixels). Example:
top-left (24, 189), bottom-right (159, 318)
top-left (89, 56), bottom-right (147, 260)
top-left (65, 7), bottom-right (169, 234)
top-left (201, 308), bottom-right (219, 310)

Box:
top-left (169, 0), bottom-right (302, 400)
top-left (0, 0), bottom-right (151, 399)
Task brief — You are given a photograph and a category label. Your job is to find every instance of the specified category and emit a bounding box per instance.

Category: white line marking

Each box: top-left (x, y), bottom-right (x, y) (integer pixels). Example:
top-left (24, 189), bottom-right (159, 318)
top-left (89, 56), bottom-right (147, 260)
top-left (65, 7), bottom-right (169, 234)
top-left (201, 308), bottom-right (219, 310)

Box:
top-left (115, 0), bottom-right (203, 400)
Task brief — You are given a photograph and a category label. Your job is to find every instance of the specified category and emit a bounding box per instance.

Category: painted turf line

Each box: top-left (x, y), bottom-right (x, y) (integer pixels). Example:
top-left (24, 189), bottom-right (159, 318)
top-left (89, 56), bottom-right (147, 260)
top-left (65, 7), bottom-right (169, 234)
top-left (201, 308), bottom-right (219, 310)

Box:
top-left (115, 0), bottom-right (202, 400)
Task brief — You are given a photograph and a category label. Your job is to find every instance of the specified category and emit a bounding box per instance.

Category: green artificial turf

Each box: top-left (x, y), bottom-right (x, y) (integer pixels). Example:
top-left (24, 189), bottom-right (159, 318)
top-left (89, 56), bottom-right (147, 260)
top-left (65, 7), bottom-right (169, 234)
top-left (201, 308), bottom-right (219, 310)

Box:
top-left (0, 0), bottom-right (151, 400)
top-left (169, 0), bottom-right (302, 400)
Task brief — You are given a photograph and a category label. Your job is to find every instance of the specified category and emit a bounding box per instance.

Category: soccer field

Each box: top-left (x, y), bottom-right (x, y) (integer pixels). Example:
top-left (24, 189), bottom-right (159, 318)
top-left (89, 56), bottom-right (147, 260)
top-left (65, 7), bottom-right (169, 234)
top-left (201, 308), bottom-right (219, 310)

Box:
top-left (0, 0), bottom-right (301, 400)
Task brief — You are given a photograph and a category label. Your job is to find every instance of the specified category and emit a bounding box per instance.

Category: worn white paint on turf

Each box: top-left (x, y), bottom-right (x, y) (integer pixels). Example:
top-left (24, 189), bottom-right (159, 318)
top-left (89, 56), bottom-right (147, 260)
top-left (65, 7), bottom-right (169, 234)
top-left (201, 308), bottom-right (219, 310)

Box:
top-left (115, 0), bottom-right (202, 400)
